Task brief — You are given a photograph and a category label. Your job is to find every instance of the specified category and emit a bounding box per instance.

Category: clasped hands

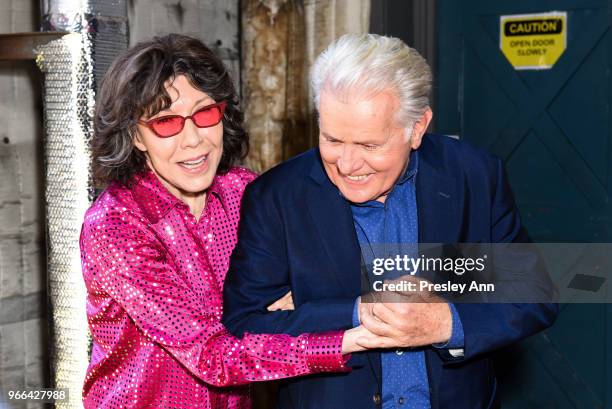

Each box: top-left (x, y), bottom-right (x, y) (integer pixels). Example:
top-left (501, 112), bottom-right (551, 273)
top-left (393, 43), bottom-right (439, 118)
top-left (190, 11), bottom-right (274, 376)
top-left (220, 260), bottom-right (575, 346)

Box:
top-left (349, 275), bottom-right (452, 353)
top-left (266, 275), bottom-right (453, 355)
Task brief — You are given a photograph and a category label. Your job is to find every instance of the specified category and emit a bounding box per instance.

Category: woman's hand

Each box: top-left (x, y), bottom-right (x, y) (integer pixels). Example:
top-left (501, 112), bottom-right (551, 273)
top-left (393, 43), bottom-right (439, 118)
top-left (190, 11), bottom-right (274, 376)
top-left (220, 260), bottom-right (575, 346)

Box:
top-left (341, 325), bottom-right (388, 354)
top-left (267, 291), bottom-right (294, 311)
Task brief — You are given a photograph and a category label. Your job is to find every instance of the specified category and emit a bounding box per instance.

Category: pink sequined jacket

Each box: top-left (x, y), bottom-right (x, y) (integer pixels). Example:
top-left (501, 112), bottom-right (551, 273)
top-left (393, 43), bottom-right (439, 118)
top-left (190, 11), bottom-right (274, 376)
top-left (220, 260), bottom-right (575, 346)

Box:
top-left (80, 167), bottom-right (348, 408)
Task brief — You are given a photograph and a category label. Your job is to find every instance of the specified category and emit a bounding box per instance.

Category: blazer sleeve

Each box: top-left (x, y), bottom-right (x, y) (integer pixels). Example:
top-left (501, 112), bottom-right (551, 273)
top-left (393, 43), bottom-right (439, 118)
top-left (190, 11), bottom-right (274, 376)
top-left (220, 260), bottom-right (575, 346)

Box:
top-left (222, 181), bottom-right (355, 338)
top-left (447, 158), bottom-right (558, 363)
top-left (80, 208), bottom-right (349, 387)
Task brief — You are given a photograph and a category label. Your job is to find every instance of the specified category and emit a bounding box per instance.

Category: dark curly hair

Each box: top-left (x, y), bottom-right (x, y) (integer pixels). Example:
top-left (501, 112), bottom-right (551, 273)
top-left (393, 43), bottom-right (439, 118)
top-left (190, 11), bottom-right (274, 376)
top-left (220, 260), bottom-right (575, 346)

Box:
top-left (91, 34), bottom-right (249, 187)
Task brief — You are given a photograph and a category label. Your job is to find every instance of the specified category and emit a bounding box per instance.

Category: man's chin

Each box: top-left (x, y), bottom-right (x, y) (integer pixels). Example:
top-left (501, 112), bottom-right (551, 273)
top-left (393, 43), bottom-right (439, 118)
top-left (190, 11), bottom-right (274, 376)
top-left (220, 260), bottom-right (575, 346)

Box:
top-left (338, 188), bottom-right (374, 204)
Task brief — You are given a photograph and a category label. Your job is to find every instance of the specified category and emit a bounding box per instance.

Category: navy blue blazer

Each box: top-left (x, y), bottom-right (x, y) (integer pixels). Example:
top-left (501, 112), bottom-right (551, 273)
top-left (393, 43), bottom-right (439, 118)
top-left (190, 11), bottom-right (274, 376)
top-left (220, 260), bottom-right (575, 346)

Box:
top-left (222, 134), bottom-right (558, 409)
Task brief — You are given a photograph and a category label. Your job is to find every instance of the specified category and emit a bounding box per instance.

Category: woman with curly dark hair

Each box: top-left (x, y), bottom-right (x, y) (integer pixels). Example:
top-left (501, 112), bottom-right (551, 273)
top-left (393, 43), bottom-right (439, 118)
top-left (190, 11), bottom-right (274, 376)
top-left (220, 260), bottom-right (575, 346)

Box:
top-left (79, 34), bottom-right (381, 408)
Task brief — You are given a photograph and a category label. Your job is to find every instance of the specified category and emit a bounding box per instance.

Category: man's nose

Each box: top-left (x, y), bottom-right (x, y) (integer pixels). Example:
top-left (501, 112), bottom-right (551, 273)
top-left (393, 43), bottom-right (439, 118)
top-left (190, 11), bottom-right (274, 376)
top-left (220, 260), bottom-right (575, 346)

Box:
top-left (337, 145), bottom-right (363, 175)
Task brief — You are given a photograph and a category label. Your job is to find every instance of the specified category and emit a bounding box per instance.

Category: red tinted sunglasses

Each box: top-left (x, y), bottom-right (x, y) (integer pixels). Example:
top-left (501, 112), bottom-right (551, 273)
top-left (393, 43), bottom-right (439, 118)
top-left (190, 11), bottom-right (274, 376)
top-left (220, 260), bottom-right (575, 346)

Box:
top-left (138, 101), bottom-right (227, 138)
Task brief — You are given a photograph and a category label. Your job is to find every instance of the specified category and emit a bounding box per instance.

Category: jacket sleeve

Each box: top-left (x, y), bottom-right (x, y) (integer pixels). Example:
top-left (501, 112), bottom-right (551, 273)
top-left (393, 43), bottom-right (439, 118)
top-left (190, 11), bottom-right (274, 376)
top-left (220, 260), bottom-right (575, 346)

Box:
top-left (80, 208), bottom-right (349, 387)
top-left (222, 181), bottom-right (355, 338)
top-left (448, 158), bottom-right (558, 363)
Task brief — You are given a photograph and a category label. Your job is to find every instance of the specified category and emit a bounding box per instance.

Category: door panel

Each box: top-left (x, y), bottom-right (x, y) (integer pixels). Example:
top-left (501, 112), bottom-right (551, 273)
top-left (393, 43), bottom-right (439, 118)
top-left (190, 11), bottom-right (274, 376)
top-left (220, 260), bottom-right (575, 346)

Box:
top-left (436, 0), bottom-right (611, 407)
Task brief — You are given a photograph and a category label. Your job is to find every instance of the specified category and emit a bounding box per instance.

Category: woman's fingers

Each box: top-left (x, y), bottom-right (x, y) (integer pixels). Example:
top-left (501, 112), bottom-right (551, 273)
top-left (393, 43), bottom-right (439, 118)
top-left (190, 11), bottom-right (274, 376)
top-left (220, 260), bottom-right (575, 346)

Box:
top-left (355, 334), bottom-right (397, 349)
top-left (343, 326), bottom-right (405, 353)
top-left (267, 291), bottom-right (294, 311)
top-left (280, 294), bottom-right (294, 310)
top-left (354, 325), bottom-right (395, 349)
top-left (284, 294), bottom-right (294, 310)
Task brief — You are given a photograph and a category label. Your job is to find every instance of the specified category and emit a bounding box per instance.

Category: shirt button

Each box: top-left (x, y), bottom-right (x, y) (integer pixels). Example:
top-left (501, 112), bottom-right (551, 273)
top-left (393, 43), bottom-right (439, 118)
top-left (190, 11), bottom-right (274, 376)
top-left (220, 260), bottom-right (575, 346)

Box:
top-left (398, 397), bottom-right (405, 405)
top-left (373, 393), bottom-right (381, 406)
top-left (396, 349), bottom-right (404, 355)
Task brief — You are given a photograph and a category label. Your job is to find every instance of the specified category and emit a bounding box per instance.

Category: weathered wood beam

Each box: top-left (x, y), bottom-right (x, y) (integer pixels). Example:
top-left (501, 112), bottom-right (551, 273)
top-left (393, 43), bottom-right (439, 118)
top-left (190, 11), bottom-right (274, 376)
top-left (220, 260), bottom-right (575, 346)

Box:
top-left (0, 32), bottom-right (67, 61)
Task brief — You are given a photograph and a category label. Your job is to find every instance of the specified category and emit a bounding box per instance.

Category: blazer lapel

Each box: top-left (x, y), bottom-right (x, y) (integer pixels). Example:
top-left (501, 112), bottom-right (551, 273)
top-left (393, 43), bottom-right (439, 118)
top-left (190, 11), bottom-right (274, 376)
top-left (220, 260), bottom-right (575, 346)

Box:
top-left (416, 144), bottom-right (463, 244)
top-left (416, 137), bottom-right (464, 409)
top-left (306, 151), bottom-right (362, 296)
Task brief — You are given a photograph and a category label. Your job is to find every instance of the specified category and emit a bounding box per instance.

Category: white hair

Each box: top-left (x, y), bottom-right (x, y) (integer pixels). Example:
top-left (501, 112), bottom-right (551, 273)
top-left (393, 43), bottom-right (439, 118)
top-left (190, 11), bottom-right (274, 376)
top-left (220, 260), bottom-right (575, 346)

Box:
top-left (310, 33), bottom-right (432, 128)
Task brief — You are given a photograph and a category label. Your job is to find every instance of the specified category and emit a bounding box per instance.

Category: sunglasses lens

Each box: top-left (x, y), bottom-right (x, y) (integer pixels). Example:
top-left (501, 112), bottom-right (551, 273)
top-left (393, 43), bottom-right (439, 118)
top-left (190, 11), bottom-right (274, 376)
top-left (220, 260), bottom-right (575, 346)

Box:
top-left (150, 116), bottom-right (183, 137)
top-left (192, 105), bottom-right (224, 128)
top-left (145, 103), bottom-right (225, 137)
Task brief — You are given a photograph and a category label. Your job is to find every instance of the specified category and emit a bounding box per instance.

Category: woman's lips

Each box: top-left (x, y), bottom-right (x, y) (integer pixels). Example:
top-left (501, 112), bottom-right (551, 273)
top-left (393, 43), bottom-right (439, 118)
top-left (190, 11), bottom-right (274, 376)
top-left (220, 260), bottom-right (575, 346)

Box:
top-left (178, 154), bottom-right (209, 173)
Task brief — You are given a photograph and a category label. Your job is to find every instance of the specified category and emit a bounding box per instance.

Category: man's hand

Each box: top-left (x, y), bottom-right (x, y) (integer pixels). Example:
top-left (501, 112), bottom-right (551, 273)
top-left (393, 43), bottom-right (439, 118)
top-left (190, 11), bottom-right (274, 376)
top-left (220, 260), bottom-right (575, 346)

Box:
top-left (267, 291), bottom-right (294, 311)
top-left (356, 276), bottom-right (452, 349)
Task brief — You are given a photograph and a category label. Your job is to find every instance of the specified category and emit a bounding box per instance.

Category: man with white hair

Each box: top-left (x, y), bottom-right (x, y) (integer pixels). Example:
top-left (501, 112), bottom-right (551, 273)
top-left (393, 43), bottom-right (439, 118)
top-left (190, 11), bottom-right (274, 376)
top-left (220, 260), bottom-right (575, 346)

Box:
top-left (223, 34), bottom-right (557, 409)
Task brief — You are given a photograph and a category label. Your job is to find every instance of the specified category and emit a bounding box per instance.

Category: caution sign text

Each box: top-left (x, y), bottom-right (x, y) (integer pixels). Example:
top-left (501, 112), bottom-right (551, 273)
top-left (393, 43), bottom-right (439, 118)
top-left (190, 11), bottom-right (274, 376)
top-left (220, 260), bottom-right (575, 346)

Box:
top-left (500, 12), bottom-right (567, 70)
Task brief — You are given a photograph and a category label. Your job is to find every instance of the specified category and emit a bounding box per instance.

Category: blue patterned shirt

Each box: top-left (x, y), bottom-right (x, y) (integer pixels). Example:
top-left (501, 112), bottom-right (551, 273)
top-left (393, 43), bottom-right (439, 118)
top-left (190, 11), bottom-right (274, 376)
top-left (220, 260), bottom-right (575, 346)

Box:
top-left (350, 151), bottom-right (464, 408)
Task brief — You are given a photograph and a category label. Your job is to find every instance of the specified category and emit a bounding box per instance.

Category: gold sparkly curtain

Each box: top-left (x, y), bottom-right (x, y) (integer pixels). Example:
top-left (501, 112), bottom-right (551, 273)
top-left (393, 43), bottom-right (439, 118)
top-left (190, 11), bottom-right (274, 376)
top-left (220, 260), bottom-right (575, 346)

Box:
top-left (241, 0), bottom-right (371, 173)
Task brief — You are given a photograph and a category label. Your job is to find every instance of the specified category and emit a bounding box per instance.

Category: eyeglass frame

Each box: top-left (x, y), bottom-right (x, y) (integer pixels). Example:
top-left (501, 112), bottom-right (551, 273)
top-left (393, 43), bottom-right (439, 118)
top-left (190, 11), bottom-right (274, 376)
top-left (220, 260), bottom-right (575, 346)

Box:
top-left (137, 101), bottom-right (227, 138)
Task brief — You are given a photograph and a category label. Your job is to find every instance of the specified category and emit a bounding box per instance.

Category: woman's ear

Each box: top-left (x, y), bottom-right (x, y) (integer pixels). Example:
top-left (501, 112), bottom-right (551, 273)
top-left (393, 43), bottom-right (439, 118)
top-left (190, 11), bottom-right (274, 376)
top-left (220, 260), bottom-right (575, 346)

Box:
top-left (409, 108), bottom-right (433, 150)
top-left (133, 129), bottom-right (147, 152)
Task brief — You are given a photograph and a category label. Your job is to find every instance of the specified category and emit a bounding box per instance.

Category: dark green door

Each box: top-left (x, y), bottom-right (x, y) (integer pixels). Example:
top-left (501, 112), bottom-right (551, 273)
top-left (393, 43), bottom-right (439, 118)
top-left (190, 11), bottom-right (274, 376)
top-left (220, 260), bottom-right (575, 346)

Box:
top-left (436, 0), bottom-right (612, 407)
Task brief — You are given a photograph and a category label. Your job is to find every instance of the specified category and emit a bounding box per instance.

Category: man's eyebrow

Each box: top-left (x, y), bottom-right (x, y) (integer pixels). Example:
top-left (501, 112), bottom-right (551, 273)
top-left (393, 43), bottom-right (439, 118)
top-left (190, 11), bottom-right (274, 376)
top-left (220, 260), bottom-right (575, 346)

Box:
top-left (321, 132), bottom-right (339, 140)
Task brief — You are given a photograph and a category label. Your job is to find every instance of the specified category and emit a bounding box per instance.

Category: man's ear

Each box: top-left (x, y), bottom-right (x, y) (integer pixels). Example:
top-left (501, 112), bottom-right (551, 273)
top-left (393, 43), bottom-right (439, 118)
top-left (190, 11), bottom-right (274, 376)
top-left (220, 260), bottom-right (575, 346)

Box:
top-left (133, 129), bottom-right (147, 152)
top-left (409, 108), bottom-right (433, 150)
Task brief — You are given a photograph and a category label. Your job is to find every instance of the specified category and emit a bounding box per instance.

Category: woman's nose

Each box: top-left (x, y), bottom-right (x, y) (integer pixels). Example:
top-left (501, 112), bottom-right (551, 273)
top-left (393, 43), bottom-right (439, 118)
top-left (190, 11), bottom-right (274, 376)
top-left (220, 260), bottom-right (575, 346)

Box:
top-left (180, 118), bottom-right (203, 149)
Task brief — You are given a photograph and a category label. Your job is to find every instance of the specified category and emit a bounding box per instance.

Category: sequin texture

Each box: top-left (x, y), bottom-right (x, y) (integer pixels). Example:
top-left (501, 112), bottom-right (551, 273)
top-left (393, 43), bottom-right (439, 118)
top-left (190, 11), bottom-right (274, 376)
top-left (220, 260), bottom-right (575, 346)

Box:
top-left (80, 167), bottom-right (348, 408)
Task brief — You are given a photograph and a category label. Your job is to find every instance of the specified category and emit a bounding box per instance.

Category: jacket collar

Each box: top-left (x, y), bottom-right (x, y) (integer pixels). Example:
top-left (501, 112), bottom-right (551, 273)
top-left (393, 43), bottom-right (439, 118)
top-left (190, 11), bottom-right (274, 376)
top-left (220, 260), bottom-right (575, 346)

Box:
top-left (416, 135), bottom-right (462, 243)
top-left (308, 148), bottom-right (332, 186)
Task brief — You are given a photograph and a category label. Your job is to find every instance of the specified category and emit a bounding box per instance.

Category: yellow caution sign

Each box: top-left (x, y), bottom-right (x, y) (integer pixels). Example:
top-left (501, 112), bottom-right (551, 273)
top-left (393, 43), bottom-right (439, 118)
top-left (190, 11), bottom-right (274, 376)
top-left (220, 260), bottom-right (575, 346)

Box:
top-left (500, 11), bottom-right (567, 70)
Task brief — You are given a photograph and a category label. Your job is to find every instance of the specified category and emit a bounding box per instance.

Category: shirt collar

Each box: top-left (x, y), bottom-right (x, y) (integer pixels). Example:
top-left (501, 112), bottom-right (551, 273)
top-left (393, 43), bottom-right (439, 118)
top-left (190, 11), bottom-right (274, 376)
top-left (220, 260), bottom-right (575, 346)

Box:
top-left (208, 175), bottom-right (229, 213)
top-left (397, 149), bottom-right (419, 185)
top-left (131, 169), bottom-right (228, 224)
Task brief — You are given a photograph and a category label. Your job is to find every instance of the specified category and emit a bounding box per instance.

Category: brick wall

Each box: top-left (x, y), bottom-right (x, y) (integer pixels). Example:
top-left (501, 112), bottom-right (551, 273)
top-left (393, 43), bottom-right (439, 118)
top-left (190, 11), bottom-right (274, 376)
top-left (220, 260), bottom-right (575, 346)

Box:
top-left (0, 1), bottom-right (49, 408)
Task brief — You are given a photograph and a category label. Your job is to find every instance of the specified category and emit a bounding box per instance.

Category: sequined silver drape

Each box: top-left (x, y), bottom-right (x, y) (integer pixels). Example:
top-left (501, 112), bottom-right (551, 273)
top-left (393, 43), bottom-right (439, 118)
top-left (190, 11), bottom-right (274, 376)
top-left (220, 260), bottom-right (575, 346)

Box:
top-left (36, 32), bottom-right (95, 408)
top-left (37, 1), bottom-right (127, 407)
